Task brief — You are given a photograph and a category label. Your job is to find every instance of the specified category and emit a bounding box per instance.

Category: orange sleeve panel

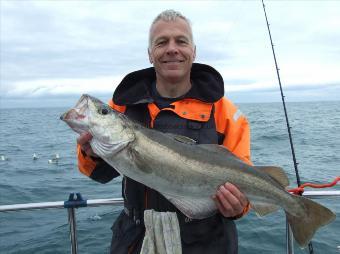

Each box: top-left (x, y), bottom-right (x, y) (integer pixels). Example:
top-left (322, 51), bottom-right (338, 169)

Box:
top-left (77, 144), bottom-right (97, 177)
top-left (214, 97), bottom-right (252, 166)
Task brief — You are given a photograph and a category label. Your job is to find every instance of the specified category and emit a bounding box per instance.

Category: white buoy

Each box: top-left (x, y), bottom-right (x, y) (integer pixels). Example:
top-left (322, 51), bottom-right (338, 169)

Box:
top-left (48, 159), bottom-right (58, 164)
top-left (48, 153), bottom-right (60, 164)
top-left (90, 214), bottom-right (102, 221)
top-left (0, 155), bottom-right (8, 161)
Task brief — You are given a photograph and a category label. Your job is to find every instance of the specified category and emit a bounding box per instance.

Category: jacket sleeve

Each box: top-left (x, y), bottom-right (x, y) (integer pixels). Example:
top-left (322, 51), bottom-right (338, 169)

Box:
top-left (76, 99), bottom-right (127, 183)
top-left (214, 97), bottom-right (252, 165)
top-left (214, 97), bottom-right (252, 218)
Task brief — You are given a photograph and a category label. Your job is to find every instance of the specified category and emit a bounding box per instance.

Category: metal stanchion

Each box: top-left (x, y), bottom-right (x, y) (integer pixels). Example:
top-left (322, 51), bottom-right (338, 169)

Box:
top-left (286, 219), bottom-right (294, 254)
top-left (68, 207), bottom-right (78, 254)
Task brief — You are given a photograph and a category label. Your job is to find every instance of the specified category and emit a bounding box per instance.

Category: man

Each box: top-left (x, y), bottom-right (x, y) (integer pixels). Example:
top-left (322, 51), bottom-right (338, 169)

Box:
top-left (77, 10), bottom-right (251, 253)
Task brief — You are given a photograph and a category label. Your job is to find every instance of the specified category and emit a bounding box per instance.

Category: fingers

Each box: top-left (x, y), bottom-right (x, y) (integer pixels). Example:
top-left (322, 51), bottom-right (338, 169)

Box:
top-left (82, 143), bottom-right (95, 157)
top-left (77, 132), bottom-right (93, 145)
top-left (77, 132), bottom-right (98, 158)
top-left (225, 183), bottom-right (248, 206)
top-left (213, 193), bottom-right (235, 218)
top-left (212, 183), bottom-right (248, 218)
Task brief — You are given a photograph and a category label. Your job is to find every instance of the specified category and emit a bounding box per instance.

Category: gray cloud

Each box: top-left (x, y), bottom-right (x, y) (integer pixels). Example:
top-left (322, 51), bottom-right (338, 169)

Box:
top-left (1, 1), bottom-right (339, 108)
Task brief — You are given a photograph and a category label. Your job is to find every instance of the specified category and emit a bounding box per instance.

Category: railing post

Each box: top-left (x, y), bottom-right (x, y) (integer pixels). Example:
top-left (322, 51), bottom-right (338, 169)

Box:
top-left (68, 207), bottom-right (78, 254)
top-left (64, 193), bottom-right (87, 254)
top-left (286, 218), bottom-right (294, 254)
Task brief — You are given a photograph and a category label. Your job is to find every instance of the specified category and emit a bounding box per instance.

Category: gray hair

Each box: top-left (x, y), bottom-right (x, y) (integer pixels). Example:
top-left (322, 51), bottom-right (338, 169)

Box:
top-left (148, 9), bottom-right (194, 48)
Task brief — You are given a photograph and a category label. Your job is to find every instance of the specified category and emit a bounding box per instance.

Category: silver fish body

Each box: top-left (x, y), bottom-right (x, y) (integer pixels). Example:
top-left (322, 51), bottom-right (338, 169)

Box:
top-left (61, 94), bottom-right (335, 248)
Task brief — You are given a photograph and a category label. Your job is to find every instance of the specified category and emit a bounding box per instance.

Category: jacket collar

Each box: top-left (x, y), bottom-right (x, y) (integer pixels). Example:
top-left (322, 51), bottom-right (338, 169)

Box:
top-left (113, 63), bottom-right (224, 105)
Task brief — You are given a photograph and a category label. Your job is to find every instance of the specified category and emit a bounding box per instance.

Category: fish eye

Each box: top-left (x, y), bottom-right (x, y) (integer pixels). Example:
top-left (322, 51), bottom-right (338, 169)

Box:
top-left (99, 106), bottom-right (109, 115)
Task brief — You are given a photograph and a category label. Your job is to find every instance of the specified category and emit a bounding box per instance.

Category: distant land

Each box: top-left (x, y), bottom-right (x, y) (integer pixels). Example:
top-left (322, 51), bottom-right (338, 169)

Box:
top-left (0, 92), bottom-right (339, 109)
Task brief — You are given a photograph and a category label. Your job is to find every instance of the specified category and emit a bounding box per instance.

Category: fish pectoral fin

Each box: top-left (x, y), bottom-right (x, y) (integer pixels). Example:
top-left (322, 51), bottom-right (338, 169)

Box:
top-left (129, 148), bottom-right (153, 174)
top-left (251, 202), bottom-right (280, 217)
top-left (165, 133), bottom-right (197, 145)
top-left (162, 193), bottom-right (216, 219)
top-left (254, 166), bottom-right (289, 188)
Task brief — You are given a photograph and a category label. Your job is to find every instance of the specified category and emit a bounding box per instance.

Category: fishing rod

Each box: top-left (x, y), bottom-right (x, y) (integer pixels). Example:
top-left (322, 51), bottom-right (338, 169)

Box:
top-left (261, 1), bottom-right (314, 253)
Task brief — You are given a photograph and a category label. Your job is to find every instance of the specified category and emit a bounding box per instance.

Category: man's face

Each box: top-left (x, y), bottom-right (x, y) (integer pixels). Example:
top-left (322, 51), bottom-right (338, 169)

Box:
top-left (148, 18), bottom-right (196, 83)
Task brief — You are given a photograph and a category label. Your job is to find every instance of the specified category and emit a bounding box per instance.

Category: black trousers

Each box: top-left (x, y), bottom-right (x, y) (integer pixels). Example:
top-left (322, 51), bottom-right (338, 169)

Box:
top-left (110, 211), bottom-right (238, 254)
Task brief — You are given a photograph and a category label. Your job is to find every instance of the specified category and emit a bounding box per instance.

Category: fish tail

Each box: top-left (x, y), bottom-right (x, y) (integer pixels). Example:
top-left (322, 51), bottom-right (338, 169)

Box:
top-left (286, 195), bottom-right (336, 248)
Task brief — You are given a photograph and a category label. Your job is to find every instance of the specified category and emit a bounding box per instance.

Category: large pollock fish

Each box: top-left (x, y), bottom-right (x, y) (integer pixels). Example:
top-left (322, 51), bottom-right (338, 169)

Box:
top-left (61, 94), bottom-right (335, 247)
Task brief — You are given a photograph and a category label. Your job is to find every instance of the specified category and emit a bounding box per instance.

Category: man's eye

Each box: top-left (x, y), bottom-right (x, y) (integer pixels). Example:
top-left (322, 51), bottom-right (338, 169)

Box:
top-left (156, 41), bottom-right (166, 46)
top-left (178, 40), bottom-right (188, 44)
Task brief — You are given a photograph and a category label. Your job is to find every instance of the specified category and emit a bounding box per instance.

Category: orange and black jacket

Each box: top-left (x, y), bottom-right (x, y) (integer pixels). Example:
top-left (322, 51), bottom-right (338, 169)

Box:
top-left (77, 63), bottom-right (251, 253)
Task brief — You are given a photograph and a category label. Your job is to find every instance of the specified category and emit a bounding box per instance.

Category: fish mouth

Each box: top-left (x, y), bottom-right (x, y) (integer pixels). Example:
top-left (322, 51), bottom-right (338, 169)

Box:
top-left (60, 109), bottom-right (86, 121)
top-left (60, 94), bottom-right (91, 134)
top-left (61, 94), bottom-right (89, 121)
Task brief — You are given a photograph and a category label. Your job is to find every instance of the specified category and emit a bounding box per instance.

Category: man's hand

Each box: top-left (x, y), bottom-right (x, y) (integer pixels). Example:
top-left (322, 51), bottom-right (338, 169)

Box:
top-left (212, 182), bottom-right (248, 218)
top-left (77, 132), bottom-right (99, 158)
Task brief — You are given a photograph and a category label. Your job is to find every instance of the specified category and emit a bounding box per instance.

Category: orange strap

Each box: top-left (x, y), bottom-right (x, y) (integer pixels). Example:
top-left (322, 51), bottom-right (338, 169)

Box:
top-left (108, 99), bottom-right (126, 113)
top-left (288, 176), bottom-right (340, 195)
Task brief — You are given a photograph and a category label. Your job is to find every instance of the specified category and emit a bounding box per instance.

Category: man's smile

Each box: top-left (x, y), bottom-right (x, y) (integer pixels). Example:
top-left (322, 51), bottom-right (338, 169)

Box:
top-left (161, 60), bottom-right (185, 63)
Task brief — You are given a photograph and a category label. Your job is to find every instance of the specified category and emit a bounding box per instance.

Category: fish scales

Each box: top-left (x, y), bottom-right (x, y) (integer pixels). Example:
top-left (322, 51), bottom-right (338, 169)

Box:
top-left (133, 127), bottom-right (293, 206)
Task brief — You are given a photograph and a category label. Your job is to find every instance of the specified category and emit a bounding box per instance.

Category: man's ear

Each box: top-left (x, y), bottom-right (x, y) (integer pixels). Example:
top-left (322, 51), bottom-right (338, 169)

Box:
top-left (148, 48), bottom-right (153, 64)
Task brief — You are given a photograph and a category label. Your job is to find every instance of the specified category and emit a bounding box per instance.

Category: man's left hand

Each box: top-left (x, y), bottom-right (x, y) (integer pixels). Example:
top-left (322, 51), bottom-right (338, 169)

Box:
top-left (212, 182), bottom-right (248, 218)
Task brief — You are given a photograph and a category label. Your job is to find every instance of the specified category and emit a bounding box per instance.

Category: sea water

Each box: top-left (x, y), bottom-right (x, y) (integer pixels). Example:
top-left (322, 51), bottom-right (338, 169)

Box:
top-left (0, 101), bottom-right (339, 253)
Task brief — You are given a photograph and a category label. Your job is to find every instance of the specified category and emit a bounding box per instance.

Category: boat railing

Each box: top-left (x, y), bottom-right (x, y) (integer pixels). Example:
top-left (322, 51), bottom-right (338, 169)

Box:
top-left (0, 190), bottom-right (339, 254)
top-left (286, 190), bottom-right (340, 254)
top-left (0, 193), bottom-right (124, 254)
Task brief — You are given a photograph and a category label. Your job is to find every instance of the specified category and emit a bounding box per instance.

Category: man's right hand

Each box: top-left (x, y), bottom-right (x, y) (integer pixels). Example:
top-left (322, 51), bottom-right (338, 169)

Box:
top-left (77, 132), bottom-right (99, 158)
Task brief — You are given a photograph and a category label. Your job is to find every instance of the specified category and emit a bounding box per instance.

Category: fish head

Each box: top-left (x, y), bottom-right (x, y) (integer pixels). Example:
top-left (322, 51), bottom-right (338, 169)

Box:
top-left (61, 94), bottom-right (134, 157)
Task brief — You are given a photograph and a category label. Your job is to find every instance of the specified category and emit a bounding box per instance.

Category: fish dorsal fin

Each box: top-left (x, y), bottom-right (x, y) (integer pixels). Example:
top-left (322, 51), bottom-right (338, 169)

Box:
top-left (254, 166), bottom-right (289, 187)
top-left (165, 133), bottom-right (197, 145)
top-left (161, 192), bottom-right (216, 219)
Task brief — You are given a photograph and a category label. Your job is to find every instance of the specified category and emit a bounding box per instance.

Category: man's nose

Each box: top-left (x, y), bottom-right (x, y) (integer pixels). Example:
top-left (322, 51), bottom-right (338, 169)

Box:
top-left (166, 40), bottom-right (179, 55)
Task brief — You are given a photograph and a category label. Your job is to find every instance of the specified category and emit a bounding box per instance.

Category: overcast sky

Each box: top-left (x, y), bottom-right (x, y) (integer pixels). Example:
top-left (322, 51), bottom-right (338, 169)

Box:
top-left (1, 0), bottom-right (339, 108)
